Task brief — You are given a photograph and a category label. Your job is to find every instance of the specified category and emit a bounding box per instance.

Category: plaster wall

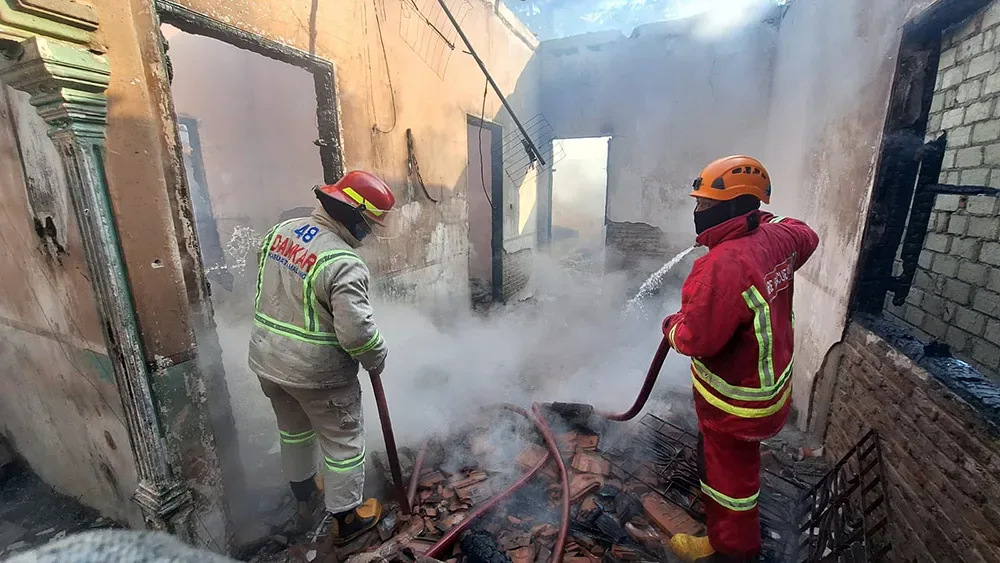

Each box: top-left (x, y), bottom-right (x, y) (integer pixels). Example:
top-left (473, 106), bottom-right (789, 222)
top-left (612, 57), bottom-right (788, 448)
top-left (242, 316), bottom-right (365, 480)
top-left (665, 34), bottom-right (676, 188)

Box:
top-left (0, 85), bottom-right (141, 527)
top-left (761, 0), bottom-right (944, 428)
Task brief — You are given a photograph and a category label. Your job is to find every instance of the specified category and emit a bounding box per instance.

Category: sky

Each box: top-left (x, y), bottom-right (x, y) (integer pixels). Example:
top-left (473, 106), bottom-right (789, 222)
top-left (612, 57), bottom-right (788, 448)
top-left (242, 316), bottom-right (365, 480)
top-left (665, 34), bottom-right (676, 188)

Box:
top-left (506, 0), bottom-right (788, 39)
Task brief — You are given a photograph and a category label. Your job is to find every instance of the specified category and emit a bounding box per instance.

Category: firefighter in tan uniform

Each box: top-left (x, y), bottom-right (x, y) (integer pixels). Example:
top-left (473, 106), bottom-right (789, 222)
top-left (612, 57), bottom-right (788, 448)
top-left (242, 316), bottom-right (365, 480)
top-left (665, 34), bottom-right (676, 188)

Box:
top-left (249, 171), bottom-right (395, 544)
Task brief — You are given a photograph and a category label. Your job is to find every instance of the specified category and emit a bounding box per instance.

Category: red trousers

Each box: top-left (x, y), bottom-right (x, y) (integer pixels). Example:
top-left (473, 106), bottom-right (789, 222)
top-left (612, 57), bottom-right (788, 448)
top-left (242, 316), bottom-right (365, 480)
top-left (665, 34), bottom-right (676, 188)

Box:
top-left (698, 427), bottom-right (762, 559)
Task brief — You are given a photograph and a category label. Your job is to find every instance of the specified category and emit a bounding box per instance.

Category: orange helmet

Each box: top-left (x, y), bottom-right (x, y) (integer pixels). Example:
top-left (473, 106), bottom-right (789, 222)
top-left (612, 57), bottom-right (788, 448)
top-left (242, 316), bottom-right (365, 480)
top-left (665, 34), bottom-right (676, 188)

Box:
top-left (315, 171), bottom-right (395, 225)
top-left (690, 156), bottom-right (771, 205)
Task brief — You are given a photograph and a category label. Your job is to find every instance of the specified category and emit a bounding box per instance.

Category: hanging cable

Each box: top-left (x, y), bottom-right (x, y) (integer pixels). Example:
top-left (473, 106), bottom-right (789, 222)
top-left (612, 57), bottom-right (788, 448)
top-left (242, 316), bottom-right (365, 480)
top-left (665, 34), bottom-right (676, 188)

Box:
top-left (478, 78), bottom-right (495, 209)
top-left (370, 0), bottom-right (398, 134)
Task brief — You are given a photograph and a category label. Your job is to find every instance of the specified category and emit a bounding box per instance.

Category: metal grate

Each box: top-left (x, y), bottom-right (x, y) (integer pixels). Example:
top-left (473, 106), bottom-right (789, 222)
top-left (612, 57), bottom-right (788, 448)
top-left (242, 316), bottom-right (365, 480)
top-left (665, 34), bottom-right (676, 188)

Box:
top-left (495, 114), bottom-right (565, 185)
top-left (601, 413), bottom-right (704, 519)
top-left (397, 0), bottom-right (472, 79)
top-left (789, 430), bottom-right (891, 563)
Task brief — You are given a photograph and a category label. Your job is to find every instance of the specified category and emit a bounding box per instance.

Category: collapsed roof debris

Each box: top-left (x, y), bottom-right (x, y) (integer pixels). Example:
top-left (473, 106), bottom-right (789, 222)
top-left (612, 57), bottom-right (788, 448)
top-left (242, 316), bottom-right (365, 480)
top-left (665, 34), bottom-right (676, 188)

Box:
top-left (246, 409), bottom-right (890, 563)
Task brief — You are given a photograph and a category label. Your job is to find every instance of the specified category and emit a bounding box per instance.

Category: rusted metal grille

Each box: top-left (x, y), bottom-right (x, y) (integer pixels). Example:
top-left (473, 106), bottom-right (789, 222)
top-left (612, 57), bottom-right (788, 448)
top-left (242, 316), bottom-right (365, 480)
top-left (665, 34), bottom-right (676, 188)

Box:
top-left (601, 413), bottom-right (704, 519)
top-left (788, 430), bottom-right (892, 563)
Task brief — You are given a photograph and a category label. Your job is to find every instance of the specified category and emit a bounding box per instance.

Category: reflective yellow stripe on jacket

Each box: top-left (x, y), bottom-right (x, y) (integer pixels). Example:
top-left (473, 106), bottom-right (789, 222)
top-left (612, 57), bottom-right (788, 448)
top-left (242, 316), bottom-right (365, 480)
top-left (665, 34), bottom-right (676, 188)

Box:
top-left (254, 222), bottom-right (360, 347)
top-left (689, 286), bottom-right (792, 419)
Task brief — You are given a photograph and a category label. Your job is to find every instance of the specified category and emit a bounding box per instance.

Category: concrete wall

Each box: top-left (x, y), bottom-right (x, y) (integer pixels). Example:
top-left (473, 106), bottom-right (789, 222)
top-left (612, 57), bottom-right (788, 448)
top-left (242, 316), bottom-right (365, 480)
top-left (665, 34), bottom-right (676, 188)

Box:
top-left (0, 85), bottom-right (141, 527)
top-left (537, 21), bottom-right (778, 276)
top-left (888, 4), bottom-right (1000, 382)
top-left (760, 0), bottom-right (948, 428)
top-left (826, 321), bottom-right (1000, 562)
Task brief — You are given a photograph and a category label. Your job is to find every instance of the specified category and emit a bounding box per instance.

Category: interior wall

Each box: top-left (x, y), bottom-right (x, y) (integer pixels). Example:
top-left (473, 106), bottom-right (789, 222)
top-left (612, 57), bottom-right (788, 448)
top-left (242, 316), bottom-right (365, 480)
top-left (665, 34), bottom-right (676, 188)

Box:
top-left (760, 0), bottom-right (946, 428)
top-left (0, 84), bottom-right (141, 527)
top-left (538, 20), bottom-right (779, 260)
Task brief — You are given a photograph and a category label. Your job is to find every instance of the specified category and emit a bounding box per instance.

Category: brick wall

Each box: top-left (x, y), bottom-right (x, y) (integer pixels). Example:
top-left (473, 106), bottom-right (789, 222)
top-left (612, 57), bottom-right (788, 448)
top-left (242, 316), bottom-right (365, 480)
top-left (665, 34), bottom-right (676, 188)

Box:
top-left (502, 248), bottom-right (533, 301)
top-left (826, 321), bottom-right (1000, 562)
top-left (890, 4), bottom-right (1000, 382)
top-left (605, 221), bottom-right (670, 273)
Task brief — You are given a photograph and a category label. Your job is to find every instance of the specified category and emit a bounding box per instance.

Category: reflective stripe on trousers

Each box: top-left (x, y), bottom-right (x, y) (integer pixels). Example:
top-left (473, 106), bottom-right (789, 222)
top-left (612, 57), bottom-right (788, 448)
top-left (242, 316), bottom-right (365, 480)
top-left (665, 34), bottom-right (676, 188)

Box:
top-left (259, 376), bottom-right (366, 514)
top-left (698, 428), bottom-right (762, 557)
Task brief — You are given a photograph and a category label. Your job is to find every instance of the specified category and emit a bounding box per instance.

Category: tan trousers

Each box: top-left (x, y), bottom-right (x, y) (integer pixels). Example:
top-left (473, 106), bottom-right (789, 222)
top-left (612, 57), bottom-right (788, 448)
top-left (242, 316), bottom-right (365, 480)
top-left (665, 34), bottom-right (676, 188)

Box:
top-left (258, 376), bottom-right (365, 514)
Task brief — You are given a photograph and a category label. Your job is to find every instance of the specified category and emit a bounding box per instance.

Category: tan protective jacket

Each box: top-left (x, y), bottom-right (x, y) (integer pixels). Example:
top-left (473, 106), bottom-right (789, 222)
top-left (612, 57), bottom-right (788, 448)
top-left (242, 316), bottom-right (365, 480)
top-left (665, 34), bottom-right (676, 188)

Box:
top-left (248, 208), bottom-right (387, 389)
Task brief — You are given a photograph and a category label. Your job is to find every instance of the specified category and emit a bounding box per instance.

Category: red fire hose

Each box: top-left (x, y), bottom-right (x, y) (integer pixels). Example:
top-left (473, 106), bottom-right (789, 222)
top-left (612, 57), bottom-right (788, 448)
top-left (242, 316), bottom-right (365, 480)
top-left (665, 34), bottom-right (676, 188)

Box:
top-left (372, 337), bottom-right (672, 558)
top-left (531, 402), bottom-right (570, 563)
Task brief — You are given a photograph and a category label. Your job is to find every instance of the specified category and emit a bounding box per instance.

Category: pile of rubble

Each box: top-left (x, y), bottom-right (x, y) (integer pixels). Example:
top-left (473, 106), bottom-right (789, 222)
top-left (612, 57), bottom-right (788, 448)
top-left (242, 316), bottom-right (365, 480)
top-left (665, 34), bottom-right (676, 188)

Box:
top-left (248, 406), bottom-right (889, 563)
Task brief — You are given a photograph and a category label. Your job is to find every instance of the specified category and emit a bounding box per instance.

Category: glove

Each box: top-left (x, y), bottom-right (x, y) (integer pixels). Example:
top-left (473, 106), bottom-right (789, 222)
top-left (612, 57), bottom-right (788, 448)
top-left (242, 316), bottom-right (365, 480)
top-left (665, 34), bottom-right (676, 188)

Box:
top-left (368, 359), bottom-right (386, 378)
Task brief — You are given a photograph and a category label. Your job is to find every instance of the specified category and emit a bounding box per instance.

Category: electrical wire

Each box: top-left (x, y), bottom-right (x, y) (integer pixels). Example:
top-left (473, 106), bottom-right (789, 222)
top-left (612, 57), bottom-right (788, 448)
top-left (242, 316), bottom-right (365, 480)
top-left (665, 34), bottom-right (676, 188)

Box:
top-left (478, 78), bottom-right (495, 209)
top-left (370, 0), bottom-right (398, 134)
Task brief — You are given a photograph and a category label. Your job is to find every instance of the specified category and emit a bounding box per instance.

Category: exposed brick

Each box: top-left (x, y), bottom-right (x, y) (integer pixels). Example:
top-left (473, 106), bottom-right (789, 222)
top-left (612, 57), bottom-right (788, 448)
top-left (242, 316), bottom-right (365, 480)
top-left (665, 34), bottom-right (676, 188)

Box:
top-left (948, 214), bottom-right (970, 236)
top-left (958, 146), bottom-right (985, 168)
top-left (932, 253), bottom-right (960, 276)
top-left (955, 306), bottom-right (987, 333)
top-left (972, 339), bottom-right (1000, 368)
top-left (935, 194), bottom-right (963, 211)
top-left (985, 319), bottom-right (1000, 343)
top-left (967, 195), bottom-right (999, 215)
top-left (947, 170), bottom-right (961, 184)
top-left (943, 107), bottom-right (967, 129)
top-left (925, 232), bottom-right (953, 253)
top-left (958, 261), bottom-right (989, 285)
top-left (960, 78), bottom-right (986, 104)
top-left (985, 2), bottom-right (1000, 29)
top-left (952, 236), bottom-right (982, 260)
top-left (981, 241), bottom-right (1000, 265)
top-left (941, 46), bottom-right (958, 69)
top-left (969, 52), bottom-right (996, 77)
top-left (947, 325), bottom-right (972, 352)
top-left (974, 120), bottom-right (1000, 143)
top-left (942, 67), bottom-right (966, 90)
top-left (985, 143), bottom-right (1000, 165)
top-left (986, 71), bottom-right (1000, 94)
top-left (904, 305), bottom-right (926, 327)
top-left (915, 269), bottom-right (937, 292)
top-left (923, 314), bottom-right (949, 339)
top-left (921, 292), bottom-right (947, 317)
top-left (952, 125), bottom-right (973, 146)
top-left (968, 216), bottom-right (1000, 238)
top-left (989, 270), bottom-right (1000, 293)
top-left (967, 100), bottom-right (994, 123)
top-left (962, 168), bottom-right (991, 185)
top-left (919, 249), bottom-right (936, 269)
top-left (944, 278), bottom-right (973, 304)
top-left (972, 289), bottom-right (1000, 318)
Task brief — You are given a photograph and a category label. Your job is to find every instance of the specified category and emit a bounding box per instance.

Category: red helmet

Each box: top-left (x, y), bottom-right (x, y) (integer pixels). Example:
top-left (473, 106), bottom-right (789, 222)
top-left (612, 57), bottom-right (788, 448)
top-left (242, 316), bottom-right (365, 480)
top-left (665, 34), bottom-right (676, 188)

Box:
top-left (315, 171), bottom-right (395, 225)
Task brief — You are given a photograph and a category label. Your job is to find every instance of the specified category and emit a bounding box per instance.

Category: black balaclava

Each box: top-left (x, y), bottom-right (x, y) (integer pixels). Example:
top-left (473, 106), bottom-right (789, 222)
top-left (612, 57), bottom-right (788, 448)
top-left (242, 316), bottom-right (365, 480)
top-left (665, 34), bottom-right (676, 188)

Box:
top-left (316, 191), bottom-right (373, 242)
top-left (693, 194), bottom-right (761, 235)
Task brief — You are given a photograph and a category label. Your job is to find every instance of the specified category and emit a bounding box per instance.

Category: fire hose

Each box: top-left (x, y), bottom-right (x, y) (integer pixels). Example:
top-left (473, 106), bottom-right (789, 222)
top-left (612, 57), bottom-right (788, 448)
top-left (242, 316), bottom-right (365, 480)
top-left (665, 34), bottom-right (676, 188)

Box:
top-left (369, 336), bottom-right (672, 560)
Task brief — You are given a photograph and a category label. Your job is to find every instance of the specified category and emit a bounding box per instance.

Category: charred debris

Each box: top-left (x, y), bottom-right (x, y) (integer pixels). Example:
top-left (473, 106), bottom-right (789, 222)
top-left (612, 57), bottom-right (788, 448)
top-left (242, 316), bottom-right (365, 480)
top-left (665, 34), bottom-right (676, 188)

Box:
top-left (246, 406), bottom-right (890, 563)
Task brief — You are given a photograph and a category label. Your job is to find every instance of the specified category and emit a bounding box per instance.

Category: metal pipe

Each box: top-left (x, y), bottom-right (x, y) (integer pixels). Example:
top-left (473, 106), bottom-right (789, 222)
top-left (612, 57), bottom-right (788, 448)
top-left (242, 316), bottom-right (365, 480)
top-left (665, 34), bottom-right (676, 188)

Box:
top-left (435, 0), bottom-right (546, 166)
top-left (369, 371), bottom-right (411, 514)
top-left (598, 337), bottom-right (671, 422)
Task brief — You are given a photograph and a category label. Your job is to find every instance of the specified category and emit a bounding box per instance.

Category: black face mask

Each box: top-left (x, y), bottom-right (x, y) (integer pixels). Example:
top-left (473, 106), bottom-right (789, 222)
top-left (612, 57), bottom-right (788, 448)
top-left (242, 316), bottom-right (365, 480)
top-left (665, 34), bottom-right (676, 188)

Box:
top-left (693, 195), bottom-right (761, 235)
top-left (348, 220), bottom-right (372, 242)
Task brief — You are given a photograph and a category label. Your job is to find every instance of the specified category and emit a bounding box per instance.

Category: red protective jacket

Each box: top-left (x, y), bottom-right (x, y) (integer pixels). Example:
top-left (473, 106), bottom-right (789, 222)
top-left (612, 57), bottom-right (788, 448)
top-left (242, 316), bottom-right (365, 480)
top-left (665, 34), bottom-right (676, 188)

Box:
top-left (664, 211), bottom-right (819, 440)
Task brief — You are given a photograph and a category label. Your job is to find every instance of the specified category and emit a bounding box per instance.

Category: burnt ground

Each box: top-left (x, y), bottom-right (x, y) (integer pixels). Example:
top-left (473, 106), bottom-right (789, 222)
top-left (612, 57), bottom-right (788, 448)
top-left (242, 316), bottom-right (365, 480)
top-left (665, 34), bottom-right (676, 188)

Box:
top-left (0, 459), bottom-right (120, 559)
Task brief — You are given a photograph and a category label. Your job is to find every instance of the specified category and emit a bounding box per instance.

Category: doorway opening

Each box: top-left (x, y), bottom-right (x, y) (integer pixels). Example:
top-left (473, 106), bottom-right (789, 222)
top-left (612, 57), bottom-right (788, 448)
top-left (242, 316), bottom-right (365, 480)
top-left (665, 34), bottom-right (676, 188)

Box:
top-left (466, 116), bottom-right (505, 305)
top-left (157, 1), bottom-right (344, 544)
top-left (549, 136), bottom-right (610, 274)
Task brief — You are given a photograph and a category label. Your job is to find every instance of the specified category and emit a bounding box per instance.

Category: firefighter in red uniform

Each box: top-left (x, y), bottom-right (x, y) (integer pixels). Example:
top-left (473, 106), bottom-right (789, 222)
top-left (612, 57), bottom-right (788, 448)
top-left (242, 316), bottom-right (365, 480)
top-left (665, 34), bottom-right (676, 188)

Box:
top-left (664, 156), bottom-right (819, 562)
